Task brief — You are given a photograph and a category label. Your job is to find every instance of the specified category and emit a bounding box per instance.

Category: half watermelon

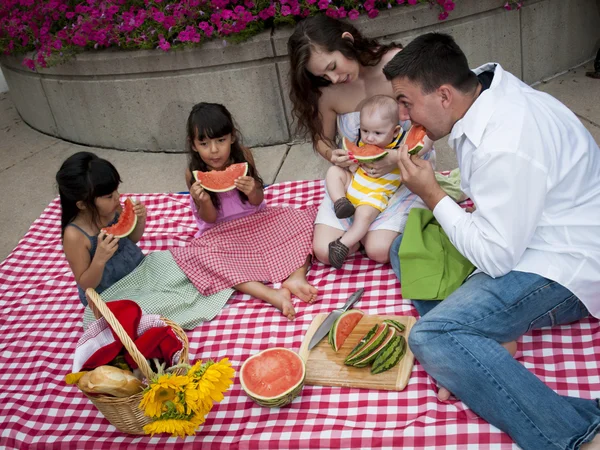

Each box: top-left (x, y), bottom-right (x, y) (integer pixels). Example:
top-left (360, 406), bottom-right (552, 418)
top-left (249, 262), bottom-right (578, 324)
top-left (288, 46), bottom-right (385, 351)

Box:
top-left (101, 197), bottom-right (137, 238)
top-left (239, 347), bottom-right (305, 408)
top-left (342, 137), bottom-right (388, 163)
top-left (403, 125), bottom-right (427, 155)
top-left (193, 162), bottom-right (248, 193)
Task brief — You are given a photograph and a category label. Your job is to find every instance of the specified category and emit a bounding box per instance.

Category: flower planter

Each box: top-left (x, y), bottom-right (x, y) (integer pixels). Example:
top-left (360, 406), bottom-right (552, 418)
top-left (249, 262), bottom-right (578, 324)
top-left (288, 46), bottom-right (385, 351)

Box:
top-left (1, 0), bottom-right (598, 152)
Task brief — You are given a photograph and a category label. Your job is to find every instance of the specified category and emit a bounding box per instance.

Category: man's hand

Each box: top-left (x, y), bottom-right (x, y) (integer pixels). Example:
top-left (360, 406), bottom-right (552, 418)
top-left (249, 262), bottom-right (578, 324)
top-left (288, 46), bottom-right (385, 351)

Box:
top-left (397, 144), bottom-right (447, 209)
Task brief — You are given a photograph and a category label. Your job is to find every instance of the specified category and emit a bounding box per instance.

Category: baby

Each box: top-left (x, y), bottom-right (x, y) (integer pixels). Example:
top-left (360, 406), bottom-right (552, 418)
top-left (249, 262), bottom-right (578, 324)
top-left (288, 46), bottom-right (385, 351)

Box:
top-left (326, 95), bottom-right (404, 269)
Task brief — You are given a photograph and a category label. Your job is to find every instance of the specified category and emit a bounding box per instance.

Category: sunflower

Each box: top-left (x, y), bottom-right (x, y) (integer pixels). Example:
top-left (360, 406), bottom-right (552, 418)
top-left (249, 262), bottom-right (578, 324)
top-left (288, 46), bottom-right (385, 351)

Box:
top-left (140, 373), bottom-right (189, 418)
top-left (196, 359), bottom-right (235, 402)
top-left (139, 358), bottom-right (235, 438)
top-left (143, 415), bottom-right (205, 438)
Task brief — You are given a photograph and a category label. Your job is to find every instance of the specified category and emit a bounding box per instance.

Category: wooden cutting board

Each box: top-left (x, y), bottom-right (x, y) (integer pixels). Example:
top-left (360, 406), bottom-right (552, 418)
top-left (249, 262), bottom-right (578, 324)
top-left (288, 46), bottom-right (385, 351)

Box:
top-left (298, 314), bottom-right (417, 391)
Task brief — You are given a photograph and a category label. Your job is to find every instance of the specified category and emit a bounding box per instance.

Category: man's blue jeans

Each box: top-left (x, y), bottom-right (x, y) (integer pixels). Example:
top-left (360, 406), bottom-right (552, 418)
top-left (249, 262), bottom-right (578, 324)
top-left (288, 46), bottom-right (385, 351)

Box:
top-left (389, 234), bottom-right (600, 450)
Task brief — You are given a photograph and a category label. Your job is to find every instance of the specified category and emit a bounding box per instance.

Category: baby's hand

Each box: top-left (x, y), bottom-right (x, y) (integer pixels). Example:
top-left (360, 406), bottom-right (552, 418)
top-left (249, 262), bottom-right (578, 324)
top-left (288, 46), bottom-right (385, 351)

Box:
top-left (133, 201), bottom-right (147, 221)
top-left (331, 149), bottom-right (358, 169)
top-left (190, 181), bottom-right (210, 204)
top-left (234, 176), bottom-right (258, 195)
top-left (95, 232), bottom-right (119, 264)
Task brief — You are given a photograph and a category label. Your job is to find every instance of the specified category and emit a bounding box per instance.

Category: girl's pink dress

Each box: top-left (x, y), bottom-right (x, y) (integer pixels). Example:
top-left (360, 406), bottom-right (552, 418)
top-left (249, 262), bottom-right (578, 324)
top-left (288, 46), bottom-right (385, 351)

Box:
top-left (189, 190), bottom-right (266, 237)
top-left (171, 190), bottom-right (317, 295)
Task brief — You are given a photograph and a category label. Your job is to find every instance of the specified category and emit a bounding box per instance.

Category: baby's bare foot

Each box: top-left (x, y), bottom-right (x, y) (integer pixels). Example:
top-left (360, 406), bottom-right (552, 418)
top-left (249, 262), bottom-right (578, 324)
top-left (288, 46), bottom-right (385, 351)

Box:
top-left (283, 274), bottom-right (318, 304)
top-left (270, 288), bottom-right (296, 320)
top-left (437, 340), bottom-right (518, 402)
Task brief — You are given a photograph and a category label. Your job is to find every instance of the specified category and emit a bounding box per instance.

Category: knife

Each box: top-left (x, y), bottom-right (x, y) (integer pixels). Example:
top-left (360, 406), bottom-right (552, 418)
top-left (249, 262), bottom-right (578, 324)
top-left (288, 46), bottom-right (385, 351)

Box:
top-left (308, 288), bottom-right (365, 351)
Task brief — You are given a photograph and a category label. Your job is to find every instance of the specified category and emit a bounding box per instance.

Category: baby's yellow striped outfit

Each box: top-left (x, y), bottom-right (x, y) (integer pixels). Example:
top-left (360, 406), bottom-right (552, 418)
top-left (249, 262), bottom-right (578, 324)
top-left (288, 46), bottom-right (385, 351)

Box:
top-left (346, 134), bottom-right (402, 212)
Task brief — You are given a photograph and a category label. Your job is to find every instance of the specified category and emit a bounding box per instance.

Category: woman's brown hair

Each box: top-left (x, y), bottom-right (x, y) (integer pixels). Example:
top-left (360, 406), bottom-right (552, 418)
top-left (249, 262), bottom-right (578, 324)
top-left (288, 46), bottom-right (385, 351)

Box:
top-left (287, 15), bottom-right (400, 147)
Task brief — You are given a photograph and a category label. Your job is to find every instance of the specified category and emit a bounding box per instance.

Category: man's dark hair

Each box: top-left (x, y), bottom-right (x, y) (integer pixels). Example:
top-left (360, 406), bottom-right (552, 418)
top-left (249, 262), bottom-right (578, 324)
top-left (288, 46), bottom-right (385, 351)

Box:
top-left (383, 32), bottom-right (478, 94)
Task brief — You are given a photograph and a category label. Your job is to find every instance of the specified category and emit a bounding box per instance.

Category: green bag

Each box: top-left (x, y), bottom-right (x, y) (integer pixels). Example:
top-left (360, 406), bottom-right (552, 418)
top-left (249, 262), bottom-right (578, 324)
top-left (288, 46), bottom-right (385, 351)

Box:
top-left (399, 208), bottom-right (475, 300)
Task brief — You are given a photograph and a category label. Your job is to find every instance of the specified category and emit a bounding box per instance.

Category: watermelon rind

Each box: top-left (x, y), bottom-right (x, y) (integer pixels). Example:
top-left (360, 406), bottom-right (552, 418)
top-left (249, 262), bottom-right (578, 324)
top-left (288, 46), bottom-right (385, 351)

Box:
top-left (371, 335), bottom-right (406, 375)
top-left (239, 347), bottom-right (305, 408)
top-left (329, 309), bottom-right (365, 352)
top-left (193, 162), bottom-right (249, 193)
top-left (345, 323), bottom-right (378, 360)
top-left (382, 319), bottom-right (405, 333)
top-left (344, 323), bottom-right (390, 366)
top-left (349, 328), bottom-right (397, 368)
top-left (101, 198), bottom-right (137, 238)
top-left (342, 137), bottom-right (388, 163)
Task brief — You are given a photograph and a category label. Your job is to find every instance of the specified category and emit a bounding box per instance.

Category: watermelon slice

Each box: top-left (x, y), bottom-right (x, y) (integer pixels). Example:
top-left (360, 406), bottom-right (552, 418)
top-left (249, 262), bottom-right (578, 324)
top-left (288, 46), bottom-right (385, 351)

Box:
top-left (403, 125), bottom-right (427, 155)
top-left (342, 137), bottom-right (388, 163)
top-left (101, 198), bottom-right (137, 238)
top-left (329, 309), bottom-right (364, 352)
top-left (192, 162), bottom-right (248, 193)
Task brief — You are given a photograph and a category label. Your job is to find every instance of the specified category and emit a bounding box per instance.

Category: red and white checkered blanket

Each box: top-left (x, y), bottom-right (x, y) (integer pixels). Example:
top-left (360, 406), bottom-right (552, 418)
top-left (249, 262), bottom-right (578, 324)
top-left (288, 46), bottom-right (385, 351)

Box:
top-left (1, 180), bottom-right (598, 450)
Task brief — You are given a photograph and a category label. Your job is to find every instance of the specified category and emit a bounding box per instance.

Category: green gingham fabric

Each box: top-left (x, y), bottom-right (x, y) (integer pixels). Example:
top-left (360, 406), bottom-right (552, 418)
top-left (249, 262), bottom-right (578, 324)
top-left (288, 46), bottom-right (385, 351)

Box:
top-left (82, 251), bottom-right (234, 330)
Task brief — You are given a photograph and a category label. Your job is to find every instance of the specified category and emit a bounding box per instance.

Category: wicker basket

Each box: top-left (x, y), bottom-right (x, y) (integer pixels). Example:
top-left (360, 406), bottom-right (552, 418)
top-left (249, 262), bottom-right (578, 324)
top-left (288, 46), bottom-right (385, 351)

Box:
top-left (80, 288), bottom-right (189, 435)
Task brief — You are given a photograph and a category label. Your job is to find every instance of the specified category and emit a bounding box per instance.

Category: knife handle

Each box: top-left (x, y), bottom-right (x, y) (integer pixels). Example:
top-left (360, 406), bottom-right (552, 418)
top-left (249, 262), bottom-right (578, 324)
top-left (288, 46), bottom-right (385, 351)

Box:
top-left (340, 288), bottom-right (364, 312)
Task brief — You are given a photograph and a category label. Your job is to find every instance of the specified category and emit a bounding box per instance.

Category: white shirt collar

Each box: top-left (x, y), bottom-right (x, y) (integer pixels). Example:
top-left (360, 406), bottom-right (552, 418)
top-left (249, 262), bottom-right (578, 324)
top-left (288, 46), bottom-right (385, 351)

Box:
top-left (449, 63), bottom-right (505, 148)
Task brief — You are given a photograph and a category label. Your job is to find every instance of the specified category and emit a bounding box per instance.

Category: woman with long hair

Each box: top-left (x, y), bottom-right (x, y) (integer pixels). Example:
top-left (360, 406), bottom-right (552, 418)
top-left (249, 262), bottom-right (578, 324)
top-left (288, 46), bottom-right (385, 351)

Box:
top-left (287, 15), bottom-right (435, 267)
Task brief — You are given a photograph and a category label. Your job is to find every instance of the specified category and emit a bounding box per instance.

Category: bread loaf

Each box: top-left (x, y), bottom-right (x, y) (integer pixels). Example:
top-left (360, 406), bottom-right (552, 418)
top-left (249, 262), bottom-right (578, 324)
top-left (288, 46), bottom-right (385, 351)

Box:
top-left (78, 365), bottom-right (144, 397)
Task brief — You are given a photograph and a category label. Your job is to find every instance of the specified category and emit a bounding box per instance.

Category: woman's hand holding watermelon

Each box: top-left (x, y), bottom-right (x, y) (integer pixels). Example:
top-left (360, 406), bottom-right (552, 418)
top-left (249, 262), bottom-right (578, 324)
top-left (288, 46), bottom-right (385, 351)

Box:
top-left (94, 232), bottom-right (120, 264)
top-left (330, 149), bottom-right (358, 169)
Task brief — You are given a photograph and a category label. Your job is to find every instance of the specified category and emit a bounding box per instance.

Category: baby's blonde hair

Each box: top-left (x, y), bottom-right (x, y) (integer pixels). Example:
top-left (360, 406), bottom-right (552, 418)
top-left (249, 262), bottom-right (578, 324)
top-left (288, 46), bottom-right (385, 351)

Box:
top-left (360, 95), bottom-right (399, 125)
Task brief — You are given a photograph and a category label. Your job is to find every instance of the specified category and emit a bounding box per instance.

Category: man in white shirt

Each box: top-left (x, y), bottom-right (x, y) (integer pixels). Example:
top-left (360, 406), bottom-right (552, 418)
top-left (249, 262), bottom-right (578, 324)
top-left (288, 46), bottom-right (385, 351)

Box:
top-left (383, 33), bottom-right (600, 450)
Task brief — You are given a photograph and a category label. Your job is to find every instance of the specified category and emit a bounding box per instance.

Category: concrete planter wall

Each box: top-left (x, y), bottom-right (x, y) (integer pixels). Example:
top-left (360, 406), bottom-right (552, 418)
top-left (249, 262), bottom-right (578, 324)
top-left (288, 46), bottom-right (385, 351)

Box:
top-left (2, 0), bottom-right (599, 152)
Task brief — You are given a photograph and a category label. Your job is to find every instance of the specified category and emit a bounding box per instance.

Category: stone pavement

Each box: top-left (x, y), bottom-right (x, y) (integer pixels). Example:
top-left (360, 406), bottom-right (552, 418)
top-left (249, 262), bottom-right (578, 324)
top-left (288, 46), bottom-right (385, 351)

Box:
top-left (1, 61), bottom-right (599, 261)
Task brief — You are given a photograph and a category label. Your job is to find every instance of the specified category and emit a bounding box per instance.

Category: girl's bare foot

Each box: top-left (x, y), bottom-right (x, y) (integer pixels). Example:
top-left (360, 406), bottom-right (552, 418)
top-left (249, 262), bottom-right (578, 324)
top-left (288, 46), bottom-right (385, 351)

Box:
top-left (437, 340), bottom-right (518, 402)
top-left (282, 272), bottom-right (318, 304)
top-left (269, 288), bottom-right (296, 320)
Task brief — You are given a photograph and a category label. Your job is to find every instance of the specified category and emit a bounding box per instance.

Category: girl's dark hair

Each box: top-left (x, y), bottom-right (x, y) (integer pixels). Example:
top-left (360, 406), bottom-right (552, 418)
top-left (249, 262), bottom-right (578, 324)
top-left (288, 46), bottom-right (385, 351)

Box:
top-left (55, 152), bottom-right (121, 236)
top-left (383, 32), bottom-right (478, 94)
top-left (287, 15), bottom-right (400, 147)
top-left (185, 102), bottom-right (263, 210)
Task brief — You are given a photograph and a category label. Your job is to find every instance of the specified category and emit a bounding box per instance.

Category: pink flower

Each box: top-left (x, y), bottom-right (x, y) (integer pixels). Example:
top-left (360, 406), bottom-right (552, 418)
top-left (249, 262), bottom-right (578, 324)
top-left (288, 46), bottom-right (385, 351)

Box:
top-left (158, 35), bottom-right (170, 51)
top-left (281, 5), bottom-right (291, 16)
top-left (504, 2), bottom-right (512, 10)
top-left (443, 1), bottom-right (455, 11)
top-left (72, 34), bottom-right (87, 47)
top-left (318, 0), bottom-right (329, 10)
top-left (367, 8), bottom-right (379, 18)
top-left (23, 58), bottom-right (36, 71)
top-left (348, 9), bottom-right (359, 20)
top-left (408, 0), bottom-right (417, 4)
top-left (438, 11), bottom-right (448, 20)
top-left (153, 11), bottom-right (165, 22)
top-left (65, 12), bottom-right (75, 19)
